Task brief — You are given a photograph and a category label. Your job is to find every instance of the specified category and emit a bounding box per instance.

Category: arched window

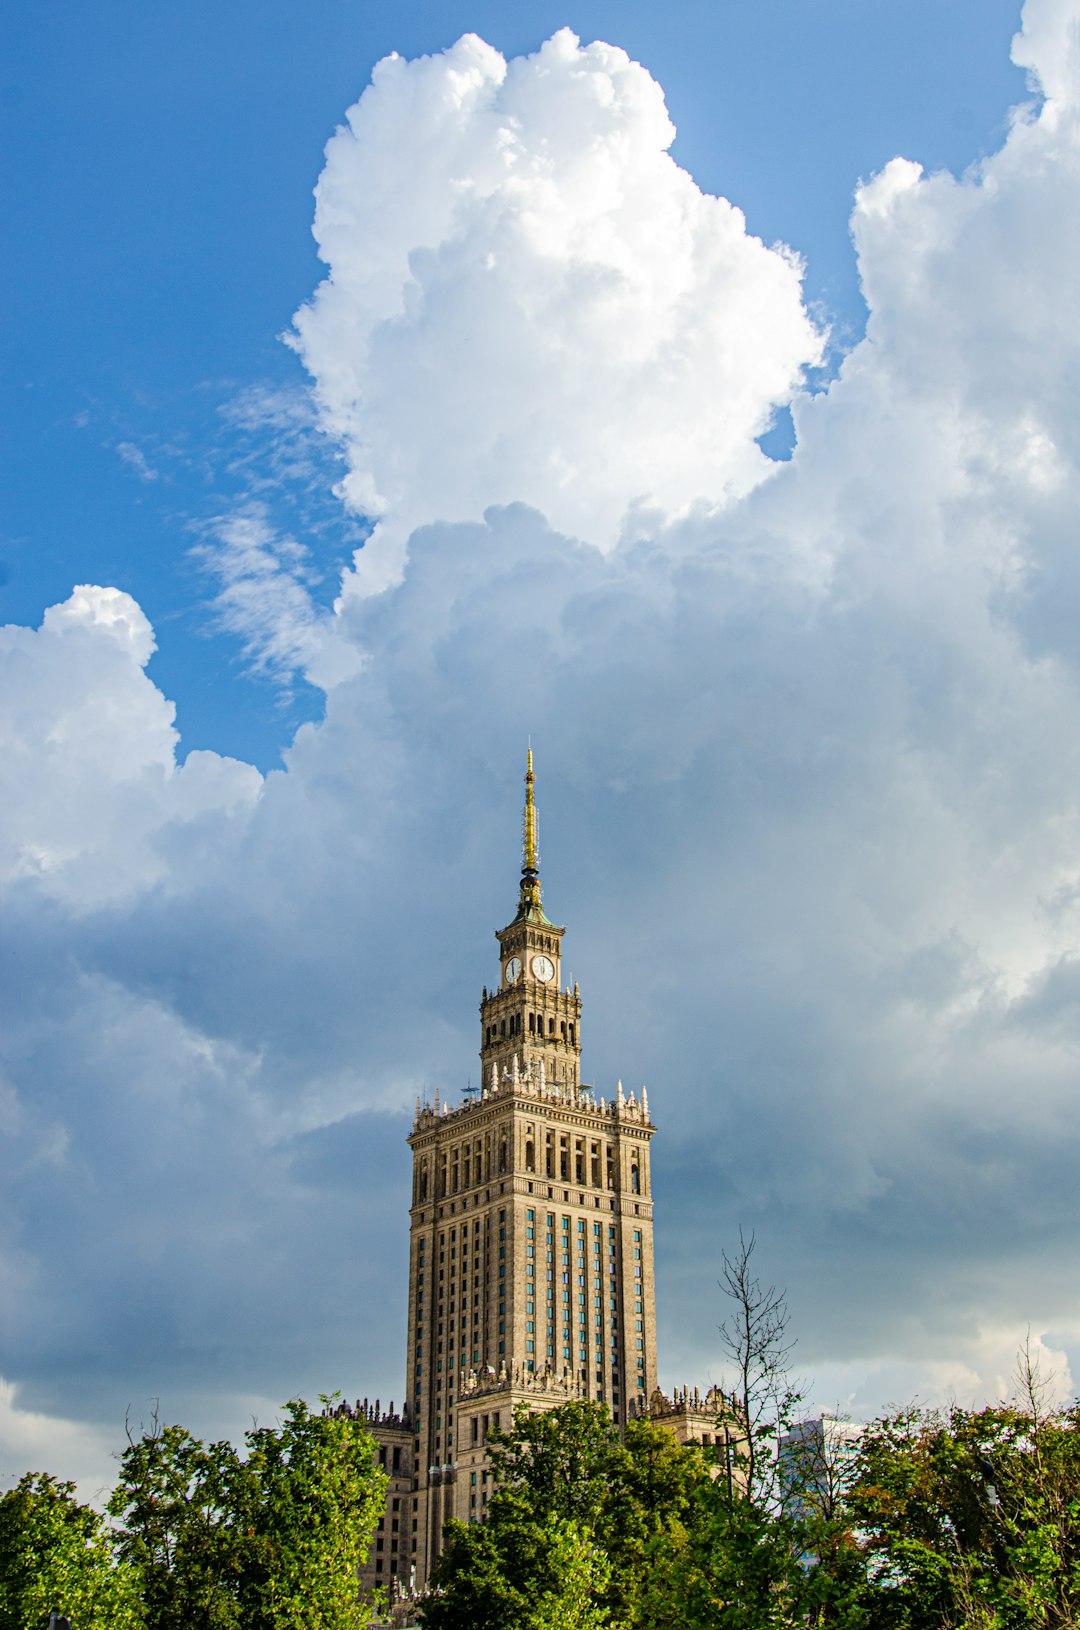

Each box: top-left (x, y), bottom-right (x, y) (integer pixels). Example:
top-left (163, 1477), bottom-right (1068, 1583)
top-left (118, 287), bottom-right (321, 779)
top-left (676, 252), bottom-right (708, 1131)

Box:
top-left (525, 1140), bottom-right (535, 1172)
top-left (631, 1164), bottom-right (640, 1194)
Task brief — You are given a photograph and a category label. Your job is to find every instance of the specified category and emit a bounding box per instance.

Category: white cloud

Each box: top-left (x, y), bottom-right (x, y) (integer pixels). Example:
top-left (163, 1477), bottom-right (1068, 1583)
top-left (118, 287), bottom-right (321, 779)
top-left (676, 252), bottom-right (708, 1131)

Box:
top-left (7, 0), bottom-right (1080, 1491)
top-left (43, 584), bottom-right (158, 666)
top-left (1012, 0), bottom-right (1080, 105)
top-left (0, 587), bottom-right (261, 904)
top-left (289, 28), bottom-right (825, 594)
top-left (198, 508), bottom-right (319, 676)
top-left (115, 441), bottom-right (159, 483)
top-left (0, 1381), bottom-right (119, 1501)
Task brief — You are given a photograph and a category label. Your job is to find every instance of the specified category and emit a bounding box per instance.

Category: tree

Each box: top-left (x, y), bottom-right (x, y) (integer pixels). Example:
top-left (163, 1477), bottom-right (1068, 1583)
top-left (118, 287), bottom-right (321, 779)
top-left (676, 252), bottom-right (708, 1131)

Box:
top-left (240, 1398), bottom-right (387, 1628)
top-left (420, 1394), bottom-right (873, 1630)
top-left (423, 1402), bottom-right (713, 1629)
top-left (109, 1397), bottom-right (386, 1630)
top-left (528, 1519), bottom-right (611, 1630)
top-left (596, 1416), bottom-right (715, 1623)
top-left (630, 1232), bottom-right (870, 1629)
top-left (485, 1400), bottom-right (621, 1526)
top-left (489, 1401), bottom-right (715, 1621)
top-left (632, 1484), bottom-right (806, 1630)
top-left (847, 1397), bottom-right (1080, 1629)
top-left (107, 1418), bottom-right (247, 1630)
top-left (0, 1472), bottom-right (142, 1630)
top-left (422, 1512), bottom-right (610, 1630)
top-left (717, 1228), bottom-right (801, 1505)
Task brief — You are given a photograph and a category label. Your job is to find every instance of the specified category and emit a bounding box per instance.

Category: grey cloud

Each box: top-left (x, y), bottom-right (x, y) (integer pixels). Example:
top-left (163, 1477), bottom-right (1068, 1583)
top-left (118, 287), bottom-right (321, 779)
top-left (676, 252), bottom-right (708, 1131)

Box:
top-left (7, 1), bottom-right (1080, 1491)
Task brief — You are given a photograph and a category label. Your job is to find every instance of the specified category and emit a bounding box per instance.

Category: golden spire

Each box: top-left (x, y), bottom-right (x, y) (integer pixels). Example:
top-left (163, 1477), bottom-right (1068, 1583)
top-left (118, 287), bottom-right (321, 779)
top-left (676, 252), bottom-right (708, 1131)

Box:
top-left (523, 747), bottom-right (539, 874)
top-left (518, 746), bottom-right (545, 918)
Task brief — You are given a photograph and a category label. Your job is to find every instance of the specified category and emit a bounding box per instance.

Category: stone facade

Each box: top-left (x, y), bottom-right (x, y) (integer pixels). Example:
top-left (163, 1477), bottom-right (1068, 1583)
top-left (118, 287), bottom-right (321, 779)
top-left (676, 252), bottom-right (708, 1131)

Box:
top-left (356, 754), bottom-right (737, 1603)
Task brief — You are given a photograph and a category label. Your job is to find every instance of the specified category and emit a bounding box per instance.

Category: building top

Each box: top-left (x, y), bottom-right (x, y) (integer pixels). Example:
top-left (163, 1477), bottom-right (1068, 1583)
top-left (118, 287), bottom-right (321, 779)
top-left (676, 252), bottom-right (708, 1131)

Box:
top-left (408, 748), bottom-right (654, 1133)
top-left (411, 1063), bottom-right (651, 1133)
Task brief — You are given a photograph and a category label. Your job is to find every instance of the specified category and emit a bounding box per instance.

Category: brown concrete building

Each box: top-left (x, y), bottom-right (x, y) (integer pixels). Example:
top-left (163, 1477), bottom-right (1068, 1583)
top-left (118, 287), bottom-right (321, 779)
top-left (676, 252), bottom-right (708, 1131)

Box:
top-left (354, 753), bottom-right (733, 1606)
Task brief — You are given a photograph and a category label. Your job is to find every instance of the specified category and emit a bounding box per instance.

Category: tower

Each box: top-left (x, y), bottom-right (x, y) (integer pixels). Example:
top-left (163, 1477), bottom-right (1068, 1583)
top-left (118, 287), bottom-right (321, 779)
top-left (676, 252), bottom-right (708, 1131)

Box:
top-left (397, 752), bottom-right (658, 1588)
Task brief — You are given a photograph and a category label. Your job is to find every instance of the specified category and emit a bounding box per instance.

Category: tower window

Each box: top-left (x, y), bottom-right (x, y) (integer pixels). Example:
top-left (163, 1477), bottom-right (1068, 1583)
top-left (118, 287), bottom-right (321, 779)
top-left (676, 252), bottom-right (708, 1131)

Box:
top-left (525, 1140), bottom-right (535, 1172)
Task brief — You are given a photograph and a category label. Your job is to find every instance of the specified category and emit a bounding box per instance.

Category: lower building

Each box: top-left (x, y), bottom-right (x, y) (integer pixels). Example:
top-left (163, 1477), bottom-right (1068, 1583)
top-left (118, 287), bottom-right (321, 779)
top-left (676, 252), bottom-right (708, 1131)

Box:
top-left (777, 1412), bottom-right (863, 1519)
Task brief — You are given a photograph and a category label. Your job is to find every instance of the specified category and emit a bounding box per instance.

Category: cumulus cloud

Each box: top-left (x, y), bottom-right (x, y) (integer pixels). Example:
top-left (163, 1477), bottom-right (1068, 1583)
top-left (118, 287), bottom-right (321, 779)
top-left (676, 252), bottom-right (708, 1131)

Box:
top-left (0, 587), bottom-right (261, 905)
top-left (7, 0), bottom-right (1080, 1495)
top-left (290, 28), bottom-right (825, 592)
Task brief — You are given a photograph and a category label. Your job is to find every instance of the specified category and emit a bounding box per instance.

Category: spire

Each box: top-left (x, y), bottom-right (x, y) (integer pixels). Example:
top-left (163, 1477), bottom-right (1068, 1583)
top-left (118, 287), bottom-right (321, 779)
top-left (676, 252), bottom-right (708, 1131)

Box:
top-left (516, 746), bottom-right (550, 921)
top-left (524, 747), bottom-right (539, 874)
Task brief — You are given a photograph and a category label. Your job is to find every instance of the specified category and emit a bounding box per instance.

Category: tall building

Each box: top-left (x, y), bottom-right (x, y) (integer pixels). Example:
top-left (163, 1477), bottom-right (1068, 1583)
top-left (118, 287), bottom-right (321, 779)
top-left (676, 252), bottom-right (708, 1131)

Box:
top-left (351, 754), bottom-right (727, 1602)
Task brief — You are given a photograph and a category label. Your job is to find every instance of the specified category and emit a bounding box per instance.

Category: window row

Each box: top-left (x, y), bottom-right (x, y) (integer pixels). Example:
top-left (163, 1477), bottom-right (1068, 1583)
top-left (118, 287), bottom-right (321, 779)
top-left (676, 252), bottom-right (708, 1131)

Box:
top-left (484, 1013), bottom-right (577, 1045)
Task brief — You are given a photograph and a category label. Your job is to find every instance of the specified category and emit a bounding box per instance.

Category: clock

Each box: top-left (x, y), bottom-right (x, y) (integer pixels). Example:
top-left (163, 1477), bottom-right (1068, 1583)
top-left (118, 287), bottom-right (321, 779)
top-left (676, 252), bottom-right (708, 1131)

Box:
top-left (531, 954), bottom-right (555, 982)
top-left (504, 957), bottom-right (522, 984)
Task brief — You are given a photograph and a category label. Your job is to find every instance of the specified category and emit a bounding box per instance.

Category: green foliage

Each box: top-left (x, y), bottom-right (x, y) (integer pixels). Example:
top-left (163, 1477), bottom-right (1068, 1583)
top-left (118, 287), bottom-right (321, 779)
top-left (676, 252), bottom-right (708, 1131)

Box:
top-left (422, 1511), bottom-right (610, 1630)
top-left (634, 1486), bottom-right (804, 1630)
top-left (848, 1401), bottom-right (1080, 1629)
top-left (486, 1398), bottom-right (620, 1527)
top-left (109, 1396), bottom-right (386, 1630)
top-left (423, 1393), bottom-right (1080, 1629)
top-left (530, 1519), bottom-right (612, 1630)
top-left (424, 1402), bottom-right (717, 1628)
top-left (107, 1421), bottom-right (246, 1630)
top-left (15, 1374), bottom-right (1080, 1629)
top-left (241, 1398), bottom-right (387, 1628)
top-left (0, 1472), bottom-right (143, 1630)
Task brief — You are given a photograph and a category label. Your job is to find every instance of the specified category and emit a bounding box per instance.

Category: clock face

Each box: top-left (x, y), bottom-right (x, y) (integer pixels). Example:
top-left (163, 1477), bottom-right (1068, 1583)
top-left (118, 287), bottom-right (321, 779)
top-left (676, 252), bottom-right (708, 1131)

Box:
top-left (504, 957), bottom-right (522, 984)
top-left (532, 954), bottom-right (556, 983)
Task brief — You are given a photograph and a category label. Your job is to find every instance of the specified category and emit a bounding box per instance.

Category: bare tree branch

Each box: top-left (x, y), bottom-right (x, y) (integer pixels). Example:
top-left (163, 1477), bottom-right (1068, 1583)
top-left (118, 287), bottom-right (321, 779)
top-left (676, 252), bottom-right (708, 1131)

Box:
top-left (717, 1228), bottom-right (802, 1504)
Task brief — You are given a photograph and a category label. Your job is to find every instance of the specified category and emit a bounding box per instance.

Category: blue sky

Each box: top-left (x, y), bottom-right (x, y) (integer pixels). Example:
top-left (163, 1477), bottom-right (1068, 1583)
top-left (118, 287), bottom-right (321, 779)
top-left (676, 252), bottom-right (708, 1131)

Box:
top-left (4, 0), bottom-right (1026, 765)
top-left (5, 0), bottom-right (1080, 1496)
